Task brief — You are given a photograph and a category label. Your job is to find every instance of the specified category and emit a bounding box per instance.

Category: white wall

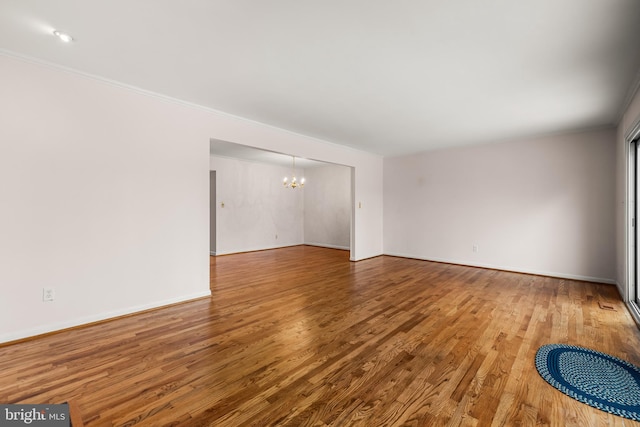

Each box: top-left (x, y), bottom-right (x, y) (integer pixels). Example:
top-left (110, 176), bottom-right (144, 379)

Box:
top-left (0, 53), bottom-right (384, 343)
top-left (616, 86), bottom-right (640, 300)
top-left (210, 156), bottom-right (304, 254)
top-left (384, 128), bottom-right (617, 283)
top-left (354, 160), bottom-right (384, 260)
top-left (304, 164), bottom-right (351, 250)
top-left (210, 171), bottom-right (216, 254)
top-left (0, 55), bottom-right (212, 343)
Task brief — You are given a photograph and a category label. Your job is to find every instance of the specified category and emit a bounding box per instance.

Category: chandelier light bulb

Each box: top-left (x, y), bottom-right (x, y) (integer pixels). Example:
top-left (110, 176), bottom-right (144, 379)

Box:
top-left (283, 156), bottom-right (305, 189)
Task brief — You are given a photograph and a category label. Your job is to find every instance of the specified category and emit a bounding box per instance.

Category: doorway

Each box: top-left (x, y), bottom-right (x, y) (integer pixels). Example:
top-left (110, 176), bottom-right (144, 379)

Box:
top-left (209, 139), bottom-right (355, 259)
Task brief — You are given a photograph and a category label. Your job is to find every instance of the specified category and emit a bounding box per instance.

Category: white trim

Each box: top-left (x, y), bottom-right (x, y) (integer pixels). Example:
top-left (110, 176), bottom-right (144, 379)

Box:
top-left (214, 243), bottom-right (302, 256)
top-left (0, 290), bottom-right (211, 344)
top-left (304, 242), bottom-right (350, 251)
top-left (616, 281), bottom-right (626, 301)
top-left (627, 301), bottom-right (640, 328)
top-left (627, 117), bottom-right (640, 143)
top-left (626, 120), bottom-right (640, 306)
top-left (627, 133), bottom-right (634, 304)
top-left (350, 253), bottom-right (382, 262)
top-left (384, 252), bottom-right (616, 284)
top-left (210, 251), bottom-right (216, 256)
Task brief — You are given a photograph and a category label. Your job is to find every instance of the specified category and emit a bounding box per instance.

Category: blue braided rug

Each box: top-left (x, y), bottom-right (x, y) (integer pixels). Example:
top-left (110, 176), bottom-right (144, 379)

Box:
top-left (535, 344), bottom-right (640, 421)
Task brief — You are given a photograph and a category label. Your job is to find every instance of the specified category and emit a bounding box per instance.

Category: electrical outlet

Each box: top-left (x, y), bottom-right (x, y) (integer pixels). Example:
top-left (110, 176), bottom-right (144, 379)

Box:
top-left (43, 288), bottom-right (55, 302)
top-left (275, 234), bottom-right (278, 239)
top-left (473, 244), bottom-right (479, 253)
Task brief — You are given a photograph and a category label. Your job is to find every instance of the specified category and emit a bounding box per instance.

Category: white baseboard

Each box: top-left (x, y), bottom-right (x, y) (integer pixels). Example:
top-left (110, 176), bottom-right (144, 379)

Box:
top-left (616, 281), bottom-right (627, 301)
top-left (384, 252), bottom-right (617, 285)
top-left (304, 242), bottom-right (350, 251)
top-left (0, 290), bottom-right (211, 344)
top-left (215, 243), bottom-right (302, 256)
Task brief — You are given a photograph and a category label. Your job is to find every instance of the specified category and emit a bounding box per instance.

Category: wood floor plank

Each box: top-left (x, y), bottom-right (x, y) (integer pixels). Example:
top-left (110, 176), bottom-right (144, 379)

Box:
top-left (1, 245), bottom-right (640, 426)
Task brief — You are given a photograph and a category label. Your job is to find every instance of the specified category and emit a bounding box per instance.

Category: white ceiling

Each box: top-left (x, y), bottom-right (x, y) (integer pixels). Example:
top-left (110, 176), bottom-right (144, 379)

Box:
top-left (2, 1), bottom-right (640, 156)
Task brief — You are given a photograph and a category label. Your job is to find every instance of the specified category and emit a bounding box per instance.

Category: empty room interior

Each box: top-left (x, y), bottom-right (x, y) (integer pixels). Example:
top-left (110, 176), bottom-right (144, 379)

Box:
top-left (3, 1), bottom-right (640, 425)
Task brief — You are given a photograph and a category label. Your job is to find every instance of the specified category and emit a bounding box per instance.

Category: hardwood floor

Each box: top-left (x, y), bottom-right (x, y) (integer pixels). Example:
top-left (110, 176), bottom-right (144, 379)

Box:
top-left (2, 245), bottom-right (640, 426)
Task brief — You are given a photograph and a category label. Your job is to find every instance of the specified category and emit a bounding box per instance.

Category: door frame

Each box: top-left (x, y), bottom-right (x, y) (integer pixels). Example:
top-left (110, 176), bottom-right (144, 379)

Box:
top-left (627, 120), bottom-right (640, 323)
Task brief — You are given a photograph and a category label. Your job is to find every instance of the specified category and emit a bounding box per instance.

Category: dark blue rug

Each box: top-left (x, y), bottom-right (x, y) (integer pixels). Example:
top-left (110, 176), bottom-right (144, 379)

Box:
top-left (535, 344), bottom-right (640, 421)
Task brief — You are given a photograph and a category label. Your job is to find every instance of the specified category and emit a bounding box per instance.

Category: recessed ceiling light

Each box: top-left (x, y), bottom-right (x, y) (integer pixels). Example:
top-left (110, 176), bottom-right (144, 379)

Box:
top-left (53, 30), bottom-right (73, 42)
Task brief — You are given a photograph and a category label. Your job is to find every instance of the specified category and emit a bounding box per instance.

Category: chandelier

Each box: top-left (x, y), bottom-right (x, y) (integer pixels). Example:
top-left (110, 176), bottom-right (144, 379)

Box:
top-left (283, 156), bottom-right (305, 189)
